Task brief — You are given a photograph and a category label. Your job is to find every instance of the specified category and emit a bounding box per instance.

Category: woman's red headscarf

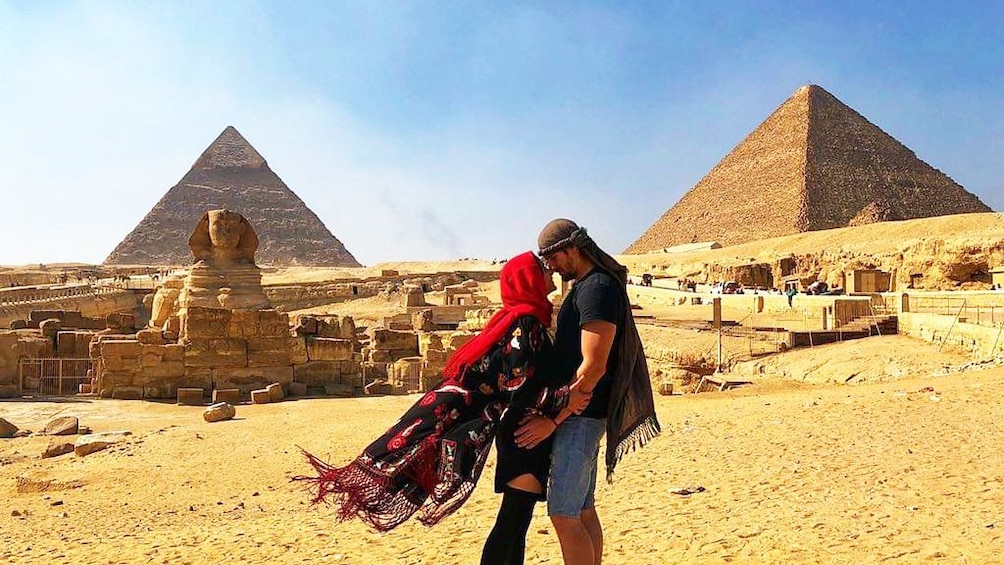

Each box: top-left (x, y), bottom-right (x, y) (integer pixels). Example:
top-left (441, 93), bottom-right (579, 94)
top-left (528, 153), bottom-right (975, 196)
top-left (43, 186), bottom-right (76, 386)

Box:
top-left (442, 252), bottom-right (553, 382)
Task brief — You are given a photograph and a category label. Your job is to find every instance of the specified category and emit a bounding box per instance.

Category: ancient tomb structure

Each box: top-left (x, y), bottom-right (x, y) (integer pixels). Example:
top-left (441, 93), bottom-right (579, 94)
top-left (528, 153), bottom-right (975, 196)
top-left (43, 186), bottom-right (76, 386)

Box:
top-left (626, 84), bottom-right (991, 253)
top-left (104, 126), bottom-right (360, 266)
top-left (93, 210), bottom-right (361, 401)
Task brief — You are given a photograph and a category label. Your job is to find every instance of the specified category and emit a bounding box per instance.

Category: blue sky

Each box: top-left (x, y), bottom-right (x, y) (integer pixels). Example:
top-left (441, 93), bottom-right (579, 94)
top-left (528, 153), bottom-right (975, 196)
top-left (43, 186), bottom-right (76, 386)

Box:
top-left (1, 1), bottom-right (1001, 266)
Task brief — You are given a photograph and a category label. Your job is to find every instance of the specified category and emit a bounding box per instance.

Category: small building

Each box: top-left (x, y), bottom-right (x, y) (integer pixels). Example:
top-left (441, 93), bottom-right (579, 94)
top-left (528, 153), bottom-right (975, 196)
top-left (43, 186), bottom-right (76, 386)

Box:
top-left (845, 269), bottom-right (892, 294)
top-left (991, 266), bottom-right (1004, 288)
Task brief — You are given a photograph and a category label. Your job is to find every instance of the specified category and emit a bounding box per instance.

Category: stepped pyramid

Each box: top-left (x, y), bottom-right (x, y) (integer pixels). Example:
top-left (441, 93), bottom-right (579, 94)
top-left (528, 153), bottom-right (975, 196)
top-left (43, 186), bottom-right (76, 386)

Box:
top-left (626, 85), bottom-right (991, 253)
top-left (105, 126), bottom-right (361, 266)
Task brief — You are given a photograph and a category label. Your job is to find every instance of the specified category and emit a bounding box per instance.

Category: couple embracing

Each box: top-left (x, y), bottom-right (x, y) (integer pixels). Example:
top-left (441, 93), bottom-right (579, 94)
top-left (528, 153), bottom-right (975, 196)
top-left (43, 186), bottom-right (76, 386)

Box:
top-left (299, 219), bottom-right (660, 565)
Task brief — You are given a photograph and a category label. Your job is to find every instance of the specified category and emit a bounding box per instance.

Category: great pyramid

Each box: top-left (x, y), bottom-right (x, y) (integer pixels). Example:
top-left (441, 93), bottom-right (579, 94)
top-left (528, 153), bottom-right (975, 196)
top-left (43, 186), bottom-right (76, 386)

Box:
top-left (626, 85), bottom-right (991, 253)
top-left (105, 126), bottom-right (361, 266)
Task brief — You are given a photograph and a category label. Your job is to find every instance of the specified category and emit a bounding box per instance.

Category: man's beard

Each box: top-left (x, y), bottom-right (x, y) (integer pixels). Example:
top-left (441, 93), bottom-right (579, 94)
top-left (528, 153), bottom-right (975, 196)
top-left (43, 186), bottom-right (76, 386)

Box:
top-left (558, 270), bottom-right (575, 282)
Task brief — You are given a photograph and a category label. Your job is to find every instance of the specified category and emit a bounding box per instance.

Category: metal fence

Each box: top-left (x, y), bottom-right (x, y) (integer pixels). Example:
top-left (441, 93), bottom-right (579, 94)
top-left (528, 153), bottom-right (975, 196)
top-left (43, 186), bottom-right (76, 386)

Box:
top-left (18, 358), bottom-right (93, 396)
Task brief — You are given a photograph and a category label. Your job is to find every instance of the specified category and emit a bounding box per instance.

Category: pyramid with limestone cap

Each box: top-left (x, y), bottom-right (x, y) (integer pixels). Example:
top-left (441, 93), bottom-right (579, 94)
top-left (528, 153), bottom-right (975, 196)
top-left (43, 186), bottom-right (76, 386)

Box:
top-left (626, 85), bottom-right (991, 253)
top-left (105, 126), bottom-right (361, 266)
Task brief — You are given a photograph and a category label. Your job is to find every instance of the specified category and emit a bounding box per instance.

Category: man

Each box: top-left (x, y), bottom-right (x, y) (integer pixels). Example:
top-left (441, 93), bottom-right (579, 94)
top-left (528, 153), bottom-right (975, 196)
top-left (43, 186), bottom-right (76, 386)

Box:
top-left (515, 219), bottom-right (660, 565)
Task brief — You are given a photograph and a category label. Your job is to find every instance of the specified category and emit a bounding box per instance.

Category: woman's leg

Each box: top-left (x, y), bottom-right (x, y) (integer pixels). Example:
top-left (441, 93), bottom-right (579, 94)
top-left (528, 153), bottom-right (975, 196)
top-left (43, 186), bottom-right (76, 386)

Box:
top-left (480, 475), bottom-right (541, 565)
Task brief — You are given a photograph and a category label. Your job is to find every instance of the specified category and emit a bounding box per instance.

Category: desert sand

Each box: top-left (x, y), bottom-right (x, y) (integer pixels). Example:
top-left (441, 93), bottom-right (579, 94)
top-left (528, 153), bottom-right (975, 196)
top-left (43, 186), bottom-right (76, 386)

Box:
top-left (3, 332), bottom-right (1003, 564)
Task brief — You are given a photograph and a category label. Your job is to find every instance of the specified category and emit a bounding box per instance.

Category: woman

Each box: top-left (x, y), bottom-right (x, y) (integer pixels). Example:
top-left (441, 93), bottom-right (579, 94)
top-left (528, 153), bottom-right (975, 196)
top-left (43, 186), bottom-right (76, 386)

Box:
top-left (298, 252), bottom-right (581, 564)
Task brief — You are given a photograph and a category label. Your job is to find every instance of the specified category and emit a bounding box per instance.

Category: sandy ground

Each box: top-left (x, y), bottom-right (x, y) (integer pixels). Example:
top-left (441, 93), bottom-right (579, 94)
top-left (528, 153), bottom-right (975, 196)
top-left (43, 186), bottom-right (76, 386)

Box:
top-left (3, 335), bottom-right (1003, 564)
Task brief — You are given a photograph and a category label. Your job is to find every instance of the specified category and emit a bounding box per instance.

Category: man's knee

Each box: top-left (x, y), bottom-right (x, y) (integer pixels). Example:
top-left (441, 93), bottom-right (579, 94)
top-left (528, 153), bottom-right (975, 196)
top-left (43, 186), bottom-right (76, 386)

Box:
top-left (550, 514), bottom-right (585, 536)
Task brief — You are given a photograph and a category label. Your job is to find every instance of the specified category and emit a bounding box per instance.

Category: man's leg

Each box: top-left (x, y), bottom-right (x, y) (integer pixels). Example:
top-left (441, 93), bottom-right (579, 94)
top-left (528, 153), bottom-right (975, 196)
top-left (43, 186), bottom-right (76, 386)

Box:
top-left (579, 437), bottom-right (603, 565)
top-left (580, 508), bottom-right (603, 565)
top-left (550, 515), bottom-right (595, 565)
top-left (547, 417), bottom-right (604, 565)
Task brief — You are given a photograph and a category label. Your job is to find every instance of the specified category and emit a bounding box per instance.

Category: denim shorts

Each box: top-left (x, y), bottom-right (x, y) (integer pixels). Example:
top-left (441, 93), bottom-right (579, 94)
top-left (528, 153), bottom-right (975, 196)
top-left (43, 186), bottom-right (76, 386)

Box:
top-left (547, 416), bottom-right (606, 518)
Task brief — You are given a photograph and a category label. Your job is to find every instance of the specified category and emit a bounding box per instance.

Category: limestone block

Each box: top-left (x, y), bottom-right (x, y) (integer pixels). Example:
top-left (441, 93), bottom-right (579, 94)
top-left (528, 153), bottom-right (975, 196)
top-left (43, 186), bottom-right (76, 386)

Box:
top-left (339, 317), bottom-right (356, 339)
top-left (18, 336), bottom-right (54, 359)
top-left (288, 336), bottom-right (308, 365)
top-left (0, 417), bottom-right (18, 438)
top-left (184, 338), bottom-right (247, 368)
top-left (42, 439), bottom-right (75, 459)
top-left (164, 315), bottom-right (181, 336)
top-left (43, 416), bottom-right (79, 436)
top-left (136, 329), bottom-right (167, 345)
top-left (257, 310), bottom-right (290, 338)
top-left (315, 318), bottom-right (341, 338)
top-left (425, 349), bottom-right (450, 363)
top-left (266, 382), bottom-right (284, 402)
top-left (106, 312), bottom-right (136, 331)
top-left (213, 366), bottom-right (292, 394)
top-left (369, 329), bottom-right (418, 352)
top-left (341, 372), bottom-right (364, 389)
top-left (228, 310), bottom-right (260, 338)
top-left (659, 382), bottom-right (674, 396)
top-left (136, 361), bottom-right (185, 379)
top-left (150, 287), bottom-right (181, 329)
top-left (324, 383), bottom-right (354, 397)
top-left (163, 344), bottom-right (185, 362)
top-left (368, 349), bottom-right (418, 363)
top-left (391, 357), bottom-right (423, 389)
top-left (203, 402), bottom-right (236, 423)
top-left (213, 388), bottom-right (243, 404)
top-left (112, 386), bottom-right (143, 400)
top-left (141, 344), bottom-right (167, 367)
top-left (418, 333), bottom-right (444, 356)
top-left (364, 379), bottom-right (394, 395)
top-left (246, 337), bottom-right (291, 367)
top-left (293, 361), bottom-right (341, 385)
top-left (74, 431), bottom-right (131, 457)
top-left (100, 340), bottom-right (143, 358)
top-left (288, 381), bottom-right (308, 396)
top-left (363, 362), bottom-right (390, 381)
top-left (177, 387), bottom-right (206, 405)
top-left (55, 331), bottom-right (74, 356)
top-left (0, 333), bottom-right (17, 383)
top-left (78, 383), bottom-right (92, 394)
top-left (293, 315), bottom-right (317, 336)
top-left (40, 318), bottom-right (62, 339)
top-left (307, 338), bottom-right (354, 362)
top-left (30, 310), bottom-right (66, 325)
top-left (445, 332), bottom-right (476, 350)
top-left (183, 307), bottom-right (232, 339)
top-left (251, 389), bottom-right (271, 404)
top-left (103, 355), bottom-right (140, 372)
top-left (339, 357), bottom-right (362, 376)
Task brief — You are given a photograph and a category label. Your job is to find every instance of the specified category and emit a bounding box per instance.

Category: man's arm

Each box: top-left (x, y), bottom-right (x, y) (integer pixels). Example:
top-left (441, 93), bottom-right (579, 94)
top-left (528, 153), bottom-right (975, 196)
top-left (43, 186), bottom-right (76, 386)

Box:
top-left (573, 320), bottom-right (617, 394)
top-left (514, 321), bottom-right (616, 449)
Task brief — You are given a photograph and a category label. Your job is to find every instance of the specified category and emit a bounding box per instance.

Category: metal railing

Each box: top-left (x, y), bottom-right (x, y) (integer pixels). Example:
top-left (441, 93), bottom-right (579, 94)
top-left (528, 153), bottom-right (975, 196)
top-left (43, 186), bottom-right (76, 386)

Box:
top-left (907, 296), bottom-right (1004, 328)
top-left (18, 358), bottom-right (93, 396)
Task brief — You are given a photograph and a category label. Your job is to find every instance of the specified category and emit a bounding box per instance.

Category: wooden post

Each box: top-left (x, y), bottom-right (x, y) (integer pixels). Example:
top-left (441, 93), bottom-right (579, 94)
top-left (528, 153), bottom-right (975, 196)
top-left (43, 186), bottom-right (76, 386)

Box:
top-left (713, 298), bottom-right (723, 372)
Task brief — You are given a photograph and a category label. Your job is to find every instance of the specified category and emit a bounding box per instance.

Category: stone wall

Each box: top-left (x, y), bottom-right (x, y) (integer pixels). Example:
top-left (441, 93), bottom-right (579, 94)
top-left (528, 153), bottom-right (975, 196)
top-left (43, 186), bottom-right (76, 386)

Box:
top-left (0, 290), bottom-right (137, 328)
top-left (898, 312), bottom-right (1003, 359)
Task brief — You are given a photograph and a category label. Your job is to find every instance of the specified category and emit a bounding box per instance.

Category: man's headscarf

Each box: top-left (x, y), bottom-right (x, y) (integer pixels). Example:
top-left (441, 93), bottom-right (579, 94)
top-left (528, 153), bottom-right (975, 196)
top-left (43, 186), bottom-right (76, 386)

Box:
top-left (538, 219), bottom-right (661, 482)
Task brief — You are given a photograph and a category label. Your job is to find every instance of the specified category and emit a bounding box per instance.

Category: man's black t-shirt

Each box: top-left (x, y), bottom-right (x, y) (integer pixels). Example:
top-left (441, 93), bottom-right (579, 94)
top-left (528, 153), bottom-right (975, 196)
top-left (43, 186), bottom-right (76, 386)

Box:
top-left (552, 268), bottom-right (625, 419)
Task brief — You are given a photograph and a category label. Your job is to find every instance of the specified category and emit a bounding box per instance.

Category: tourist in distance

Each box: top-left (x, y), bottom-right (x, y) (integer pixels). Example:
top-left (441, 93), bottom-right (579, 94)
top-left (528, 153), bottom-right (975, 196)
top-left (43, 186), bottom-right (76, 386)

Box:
top-left (297, 251), bottom-right (589, 565)
top-left (515, 219), bottom-right (660, 565)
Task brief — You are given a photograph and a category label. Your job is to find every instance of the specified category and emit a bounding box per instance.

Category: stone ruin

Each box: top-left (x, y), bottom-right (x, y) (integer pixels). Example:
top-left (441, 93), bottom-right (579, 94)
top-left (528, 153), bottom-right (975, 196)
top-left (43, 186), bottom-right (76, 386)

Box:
top-left (1, 209), bottom-right (509, 402)
top-left (86, 209), bottom-right (500, 403)
top-left (91, 209), bottom-right (363, 402)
